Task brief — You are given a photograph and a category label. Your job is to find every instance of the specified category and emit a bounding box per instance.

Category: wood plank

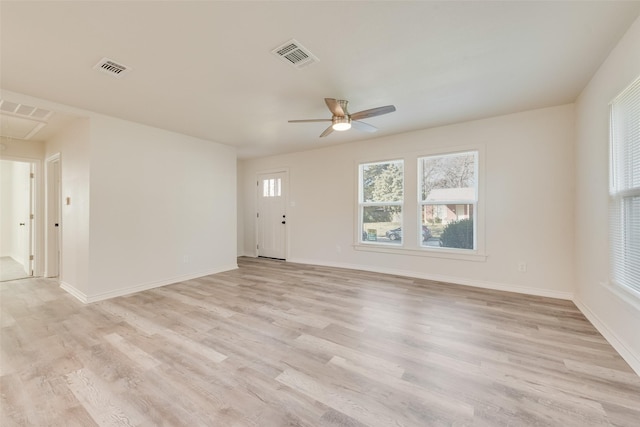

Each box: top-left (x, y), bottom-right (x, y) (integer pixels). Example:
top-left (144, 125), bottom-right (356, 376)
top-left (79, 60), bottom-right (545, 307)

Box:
top-left (1, 257), bottom-right (639, 426)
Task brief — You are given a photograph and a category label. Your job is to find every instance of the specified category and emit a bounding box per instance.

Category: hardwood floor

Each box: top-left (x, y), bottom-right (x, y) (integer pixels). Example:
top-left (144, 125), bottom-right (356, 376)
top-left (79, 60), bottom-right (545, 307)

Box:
top-left (0, 257), bottom-right (29, 282)
top-left (2, 257), bottom-right (639, 426)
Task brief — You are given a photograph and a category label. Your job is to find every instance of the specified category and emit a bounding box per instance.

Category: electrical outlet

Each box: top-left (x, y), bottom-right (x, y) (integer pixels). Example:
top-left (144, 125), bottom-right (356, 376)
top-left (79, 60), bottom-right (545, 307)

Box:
top-left (517, 262), bottom-right (527, 273)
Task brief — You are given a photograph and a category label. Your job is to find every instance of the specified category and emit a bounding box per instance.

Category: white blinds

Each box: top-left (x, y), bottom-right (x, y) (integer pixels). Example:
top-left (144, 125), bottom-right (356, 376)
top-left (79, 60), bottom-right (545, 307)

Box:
top-left (610, 75), bottom-right (640, 294)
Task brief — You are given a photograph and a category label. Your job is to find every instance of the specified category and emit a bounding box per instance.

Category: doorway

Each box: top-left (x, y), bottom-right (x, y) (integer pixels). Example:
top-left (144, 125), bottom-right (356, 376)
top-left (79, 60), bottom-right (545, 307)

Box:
top-left (256, 171), bottom-right (288, 260)
top-left (0, 159), bottom-right (34, 281)
top-left (45, 154), bottom-right (61, 278)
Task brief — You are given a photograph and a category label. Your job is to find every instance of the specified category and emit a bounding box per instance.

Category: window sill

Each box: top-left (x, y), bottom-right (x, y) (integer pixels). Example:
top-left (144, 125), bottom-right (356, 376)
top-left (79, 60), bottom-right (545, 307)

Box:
top-left (603, 280), bottom-right (640, 311)
top-left (353, 243), bottom-right (487, 262)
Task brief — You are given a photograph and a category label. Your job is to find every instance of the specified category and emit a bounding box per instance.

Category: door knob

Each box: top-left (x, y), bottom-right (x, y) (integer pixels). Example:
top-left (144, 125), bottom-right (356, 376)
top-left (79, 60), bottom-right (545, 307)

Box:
top-left (19, 223), bottom-right (25, 226)
top-left (281, 221), bottom-right (286, 224)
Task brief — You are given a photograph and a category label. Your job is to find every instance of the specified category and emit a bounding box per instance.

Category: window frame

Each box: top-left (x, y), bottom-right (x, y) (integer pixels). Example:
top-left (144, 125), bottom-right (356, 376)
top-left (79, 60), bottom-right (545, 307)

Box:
top-left (609, 75), bottom-right (640, 300)
top-left (354, 146), bottom-right (486, 262)
top-left (358, 159), bottom-right (404, 246)
top-left (418, 150), bottom-right (479, 252)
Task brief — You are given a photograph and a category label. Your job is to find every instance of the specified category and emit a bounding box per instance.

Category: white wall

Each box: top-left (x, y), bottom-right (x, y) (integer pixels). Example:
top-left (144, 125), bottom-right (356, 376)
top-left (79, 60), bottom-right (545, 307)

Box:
top-left (45, 118), bottom-right (92, 295)
top-left (239, 104), bottom-right (575, 299)
top-left (0, 136), bottom-right (45, 159)
top-left (237, 163), bottom-right (245, 257)
top-left (3, 91), bottom-right (239, 302)
top-left (86, 116), bottom-right (238, 300)
top-left (574, 16), bottom-right (640, 373)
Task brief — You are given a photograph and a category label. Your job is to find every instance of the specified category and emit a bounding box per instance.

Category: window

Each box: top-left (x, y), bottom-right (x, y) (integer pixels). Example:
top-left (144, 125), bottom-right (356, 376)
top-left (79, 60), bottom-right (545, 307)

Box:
top-left (359, 160), bottom-right (403, 244)
top-left (419, 151), bottom-right (478, 250)
top-left (610, 76), bottom-right (640, 296)
top-left (262, 178), bottom-right (281, 197)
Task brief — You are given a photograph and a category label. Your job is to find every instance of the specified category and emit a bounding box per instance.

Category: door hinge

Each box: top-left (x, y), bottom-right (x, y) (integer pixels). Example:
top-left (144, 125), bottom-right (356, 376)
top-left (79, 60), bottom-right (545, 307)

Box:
top-left (257, 180), bottom-right (259, 186)
top-left (30, 214), bottom-right (34, 220)
top-left (257, 212), bottom-right (259, 218)
top-left (29, 255), bottom-right (34, 261)
top-left (30, 172), bottom-right (34, 179)
top-left (257, 244), bottom-right (259, 250)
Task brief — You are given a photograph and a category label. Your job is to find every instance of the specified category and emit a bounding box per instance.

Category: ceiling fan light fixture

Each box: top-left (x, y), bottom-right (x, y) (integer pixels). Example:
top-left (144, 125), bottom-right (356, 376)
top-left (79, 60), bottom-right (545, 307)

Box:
top-left (332, 116), bottom-right (351, 131)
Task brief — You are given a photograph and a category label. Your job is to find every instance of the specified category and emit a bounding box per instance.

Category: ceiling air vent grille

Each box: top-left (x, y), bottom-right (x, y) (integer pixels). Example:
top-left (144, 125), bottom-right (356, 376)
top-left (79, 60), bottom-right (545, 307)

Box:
top-left (93, 57), bottom-right (132, 78)
top-left (271, 39), bottom-right (318, 69)
top-left (0, 99), bottom-right (51, 140)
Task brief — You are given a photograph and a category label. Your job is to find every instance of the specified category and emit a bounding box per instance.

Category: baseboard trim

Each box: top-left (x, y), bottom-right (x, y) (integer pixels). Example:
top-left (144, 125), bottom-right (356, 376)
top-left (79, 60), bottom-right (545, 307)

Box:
top-left (60, 281), bottom-right (89, 303)
top-left (286, 258), bottom-right (573, 300)
top-left (573, 297), bottom-right (640, 376)
top-left (59, 264), bottom-right (238, 304)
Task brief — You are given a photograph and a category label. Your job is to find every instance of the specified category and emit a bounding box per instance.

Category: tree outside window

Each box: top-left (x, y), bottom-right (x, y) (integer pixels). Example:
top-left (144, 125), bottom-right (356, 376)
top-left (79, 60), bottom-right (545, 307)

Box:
top-left (419, 151), bottom-right (478, 250)
top-left (359, 160), bottom-right (403, 244)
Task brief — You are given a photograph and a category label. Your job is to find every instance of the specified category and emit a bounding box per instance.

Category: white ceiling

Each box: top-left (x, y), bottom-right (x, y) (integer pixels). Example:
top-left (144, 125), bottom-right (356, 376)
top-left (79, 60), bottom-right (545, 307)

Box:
top-left (1, 1), bottom-right (639, 158)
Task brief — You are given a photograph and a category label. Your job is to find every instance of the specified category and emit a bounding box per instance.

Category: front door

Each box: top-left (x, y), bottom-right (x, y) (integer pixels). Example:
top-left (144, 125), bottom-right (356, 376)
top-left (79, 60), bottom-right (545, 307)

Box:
top-left (257, 171), bottom-right (287, 259)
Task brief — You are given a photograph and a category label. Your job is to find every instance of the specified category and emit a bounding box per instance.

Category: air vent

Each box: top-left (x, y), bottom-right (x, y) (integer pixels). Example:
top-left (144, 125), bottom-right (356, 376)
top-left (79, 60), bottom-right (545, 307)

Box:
top-left (0, 100), bottom-right (52, 121)
top-left (0, 99), bottom-right (51, 140)
top-left (271, 39), bottom-right (319, 69)
top-left (93, 57), bottom-right (132, 78)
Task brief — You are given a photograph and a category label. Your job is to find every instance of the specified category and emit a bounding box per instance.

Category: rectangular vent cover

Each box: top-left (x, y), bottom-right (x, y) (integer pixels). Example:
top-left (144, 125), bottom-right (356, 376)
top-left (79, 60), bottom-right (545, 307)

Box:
top-left (271, 39), bottom-right (318, 69)
top-left (93, 57), bottom-right (132, 78)
top-left (0, 99), bottom-right (51, 140)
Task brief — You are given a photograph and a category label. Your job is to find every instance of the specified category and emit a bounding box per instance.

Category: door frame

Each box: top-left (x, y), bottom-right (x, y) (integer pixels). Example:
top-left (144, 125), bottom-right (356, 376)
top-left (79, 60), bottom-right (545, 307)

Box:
top-left (45, 153), bottom-right (61, 278)
top-left (1, 155), bottom-right (43, 277)
top-left (255, 168), bottom-right (289, 260)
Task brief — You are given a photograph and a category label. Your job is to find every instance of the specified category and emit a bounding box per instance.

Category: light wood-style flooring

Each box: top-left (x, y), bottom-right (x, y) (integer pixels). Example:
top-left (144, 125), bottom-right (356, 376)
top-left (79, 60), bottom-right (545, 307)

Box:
top-left (2, 257), bottom-right (639, 426)
top-left (0, 257), bottom-right (29, 282)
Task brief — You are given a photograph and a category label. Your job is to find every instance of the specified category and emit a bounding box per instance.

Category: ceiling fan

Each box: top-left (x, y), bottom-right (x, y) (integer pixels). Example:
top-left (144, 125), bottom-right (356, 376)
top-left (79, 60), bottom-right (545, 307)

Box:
top-left (289, 98), bottom-right (396, 137)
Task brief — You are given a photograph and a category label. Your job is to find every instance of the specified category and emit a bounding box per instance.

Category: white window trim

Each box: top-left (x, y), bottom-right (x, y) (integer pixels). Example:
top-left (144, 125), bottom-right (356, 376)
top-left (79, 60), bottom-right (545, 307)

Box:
top-left (354, 145), bottom-right (486, 262)
top-left (358, 159), bottom-right (404, 246)
top-left (608, 75), bottom-right (640, 300)
top-left (418, 150), bottom-right (478, 252)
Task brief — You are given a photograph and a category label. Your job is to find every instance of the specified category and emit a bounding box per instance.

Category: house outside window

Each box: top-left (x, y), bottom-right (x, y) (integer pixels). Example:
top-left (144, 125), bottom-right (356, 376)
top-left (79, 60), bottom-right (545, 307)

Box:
top-left (419, 151), bottom-right (478, 250)
top-left (609, 76), bottom-right (640, 297)
top-left (359, 160), bottom-right (404, 244)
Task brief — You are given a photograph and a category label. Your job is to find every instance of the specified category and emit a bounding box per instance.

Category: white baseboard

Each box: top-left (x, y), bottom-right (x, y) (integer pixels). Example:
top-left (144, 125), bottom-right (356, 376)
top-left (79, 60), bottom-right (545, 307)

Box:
top-left (573, 297), bottom-right (640, 376)
top-left (286, 258), bottom-right (573, 300)
top-left (59, 264), bottom-right (238, 304)
top-left (60, 281), bottom-right (89, 303)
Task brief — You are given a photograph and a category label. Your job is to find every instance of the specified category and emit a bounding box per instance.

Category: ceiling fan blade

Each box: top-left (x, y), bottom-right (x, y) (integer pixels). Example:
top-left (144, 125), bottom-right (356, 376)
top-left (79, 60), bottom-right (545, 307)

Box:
top-left (288, 119), bottom-right (332, 123)
top-left (319, 125), bottom-right (334, 137)
top-left (324, 98), bottom-right (345, 116)
top-left (352, 120), bottom-right (378, 133)
top-left (350, 105), bottom-right (396, 121)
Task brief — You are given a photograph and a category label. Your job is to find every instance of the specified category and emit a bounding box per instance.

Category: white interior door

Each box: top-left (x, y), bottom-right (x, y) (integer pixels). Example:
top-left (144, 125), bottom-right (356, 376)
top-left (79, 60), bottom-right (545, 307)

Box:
top-left (24, 163), bottom-right (34, 276)
top-left (13, 162), bottom-right (32, 275)
top-left (46, 155), bottom-right (61, 278)
top-left (257, 171), bottom-right (287, 259)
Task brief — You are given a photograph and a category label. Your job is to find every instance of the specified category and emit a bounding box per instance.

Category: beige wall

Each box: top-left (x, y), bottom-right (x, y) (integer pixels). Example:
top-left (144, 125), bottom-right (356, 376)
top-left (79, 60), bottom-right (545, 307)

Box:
top-left (239, 104), bottom-right (575, 299)
top-left (3, 90), bottom-right (239, 302)
top-left (45, 118), bottom-right (92, 295)
top-left (0, 136), bottom-right (45, 159)
top-left (574, 16), bottom-right (640, 373)
top-left (87, 115), bottom-right (238, 300)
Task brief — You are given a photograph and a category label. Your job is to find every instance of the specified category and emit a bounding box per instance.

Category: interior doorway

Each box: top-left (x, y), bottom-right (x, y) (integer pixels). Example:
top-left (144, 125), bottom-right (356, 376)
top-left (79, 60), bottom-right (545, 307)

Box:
top-left (0, 159), bottom-right (34, 281)
top-left (45, 154), bottom-right (61, 278)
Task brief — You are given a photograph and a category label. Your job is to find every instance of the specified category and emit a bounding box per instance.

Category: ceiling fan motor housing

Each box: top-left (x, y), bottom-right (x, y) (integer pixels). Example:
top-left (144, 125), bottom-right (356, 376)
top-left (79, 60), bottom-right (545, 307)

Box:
top-left (332, 115), bottom-right (351, 131)
top-left (336, 99), bottom-right (349, 115)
